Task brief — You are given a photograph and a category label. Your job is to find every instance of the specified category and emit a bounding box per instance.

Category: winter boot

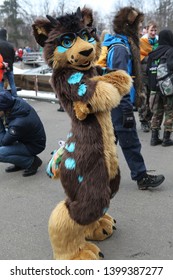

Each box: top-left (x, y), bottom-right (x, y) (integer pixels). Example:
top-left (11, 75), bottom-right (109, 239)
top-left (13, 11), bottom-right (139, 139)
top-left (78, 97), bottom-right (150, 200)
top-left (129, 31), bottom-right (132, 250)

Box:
top-left (150, 130), bottom-right (162, 146)
top-left (162, 131), bottom-right (173, 146)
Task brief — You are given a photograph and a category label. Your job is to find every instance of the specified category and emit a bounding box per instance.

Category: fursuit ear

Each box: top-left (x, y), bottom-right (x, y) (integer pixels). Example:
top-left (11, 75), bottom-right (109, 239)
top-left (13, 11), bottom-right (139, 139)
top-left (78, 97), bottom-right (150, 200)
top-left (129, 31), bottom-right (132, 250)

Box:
top-left (127, 9), bottom-right (139, 24)
top-left (32, 18), bottom-right (54, 47)
top-left (46, 15), bottom-right (58, 27)
top-left (81, 6), bottom-right (93, 27)
top-left (76, 7), bottom-right (83, 20)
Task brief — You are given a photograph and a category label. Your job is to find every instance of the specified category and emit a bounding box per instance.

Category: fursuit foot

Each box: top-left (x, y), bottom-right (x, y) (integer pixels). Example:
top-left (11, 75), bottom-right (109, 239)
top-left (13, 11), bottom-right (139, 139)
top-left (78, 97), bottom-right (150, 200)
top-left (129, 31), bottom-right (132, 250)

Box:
top-left (85, 213), bottom-right (116, 241)
top-left (72, 242), bottom-right (104, 260)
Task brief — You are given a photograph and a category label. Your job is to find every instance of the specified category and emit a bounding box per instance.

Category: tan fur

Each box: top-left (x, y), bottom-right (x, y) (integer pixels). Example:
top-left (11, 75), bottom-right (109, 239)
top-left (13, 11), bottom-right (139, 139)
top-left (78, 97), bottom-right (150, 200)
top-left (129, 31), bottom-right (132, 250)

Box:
top-left (73, 101), bottom-right (90, 120)
top-left (89, 71), bottom-right (132, 112)
top-left (97, 112), bottom-right (119, 178)
top-left (73, 70), bottom-right (132, 120)
top-left (85, 213), bottom-right (116, 240)
top-left (127, 9), bottom-right (138, 24)
top-left (48, 201), bottom-right (104, 260)
top-left (94, 70), bottom-right (133, 96)
top-left (35, 26), bottom-right (48, 36)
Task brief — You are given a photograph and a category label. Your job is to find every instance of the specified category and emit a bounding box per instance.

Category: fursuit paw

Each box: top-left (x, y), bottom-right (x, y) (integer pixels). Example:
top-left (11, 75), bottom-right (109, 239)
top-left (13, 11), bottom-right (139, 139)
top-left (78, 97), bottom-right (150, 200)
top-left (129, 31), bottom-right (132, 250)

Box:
top-left (73, 101), bottom-right (90, 120)
top-left (106, 70), bottom-right (132, 96)
top-left (85, 213), bottom-right (116, 241)
top-left (72, 242), bottom-right (104, 260)
top-left (94, 70), bottom-right (132, 97)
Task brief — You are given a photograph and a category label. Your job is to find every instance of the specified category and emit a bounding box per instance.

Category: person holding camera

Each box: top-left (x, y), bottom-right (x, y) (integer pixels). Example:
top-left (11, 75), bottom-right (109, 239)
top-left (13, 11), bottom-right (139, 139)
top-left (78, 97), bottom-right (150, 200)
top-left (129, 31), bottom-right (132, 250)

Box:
top-left (0, 90), bottom-right (46, 176)
top-left (0, 28), bottom-right (17, 97)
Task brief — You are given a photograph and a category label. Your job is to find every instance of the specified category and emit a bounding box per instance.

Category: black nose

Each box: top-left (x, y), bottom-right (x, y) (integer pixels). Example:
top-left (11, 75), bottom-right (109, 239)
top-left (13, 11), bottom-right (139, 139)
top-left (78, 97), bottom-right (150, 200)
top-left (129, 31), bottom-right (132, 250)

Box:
top-left (79, 48), bottom-right (93, 57)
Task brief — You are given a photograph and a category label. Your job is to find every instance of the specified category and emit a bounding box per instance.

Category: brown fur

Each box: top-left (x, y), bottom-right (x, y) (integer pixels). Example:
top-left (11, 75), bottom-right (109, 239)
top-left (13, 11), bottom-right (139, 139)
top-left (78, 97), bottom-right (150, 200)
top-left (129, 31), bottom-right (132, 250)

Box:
top-left (33, 7), bottom-right (132, 260)
top-left (113, 6), bottom-right (144, 106)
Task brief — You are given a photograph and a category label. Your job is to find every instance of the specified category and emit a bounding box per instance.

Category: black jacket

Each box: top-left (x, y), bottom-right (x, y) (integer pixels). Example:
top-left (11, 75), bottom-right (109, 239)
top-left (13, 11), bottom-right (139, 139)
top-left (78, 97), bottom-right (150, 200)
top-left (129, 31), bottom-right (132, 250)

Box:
top-left (0, 29), bottom-right (15, 71)
top-left (147, 29), bottom-right (173, 74)
top-left (0, 98), bottom-right (46, 155)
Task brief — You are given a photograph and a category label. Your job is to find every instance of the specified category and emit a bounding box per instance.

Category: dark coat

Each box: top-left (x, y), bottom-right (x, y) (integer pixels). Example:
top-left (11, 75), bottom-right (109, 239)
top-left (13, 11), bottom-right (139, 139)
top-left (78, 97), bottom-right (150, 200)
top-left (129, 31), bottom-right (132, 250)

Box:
top-left (0, 29), bottom-right (15, 71)
top-left (147, 29), bottom-right (173, 74)
top-left (0, 98), bottom-right (46, 155)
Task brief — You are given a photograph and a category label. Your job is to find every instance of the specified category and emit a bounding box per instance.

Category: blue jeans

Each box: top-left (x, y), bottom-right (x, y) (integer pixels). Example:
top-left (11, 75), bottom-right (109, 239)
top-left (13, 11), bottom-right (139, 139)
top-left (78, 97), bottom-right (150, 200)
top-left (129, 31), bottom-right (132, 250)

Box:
top-left (0, 142), bottom-right (34, 169)
top-left (111, 106), bottom-right (147, 181)
top-left (0, 71), bottom-right (17, 97)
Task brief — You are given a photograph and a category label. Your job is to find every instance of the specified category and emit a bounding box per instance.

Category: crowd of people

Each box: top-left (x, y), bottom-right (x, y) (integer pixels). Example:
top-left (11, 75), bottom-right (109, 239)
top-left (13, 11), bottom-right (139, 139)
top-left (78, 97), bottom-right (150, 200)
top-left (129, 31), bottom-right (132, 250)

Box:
top-left (15, 46), bottom-right (33, 62)
top-left (1, 5), bottom-right (173, 191)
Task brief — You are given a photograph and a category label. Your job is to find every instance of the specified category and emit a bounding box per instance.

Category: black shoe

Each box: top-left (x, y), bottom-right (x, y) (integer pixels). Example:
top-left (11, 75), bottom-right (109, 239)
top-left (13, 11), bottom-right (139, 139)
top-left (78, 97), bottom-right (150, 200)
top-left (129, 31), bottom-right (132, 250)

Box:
top-left (141, 123), bottom-right (150, 132)
top-left (162, 131), bottom-right (173, 146)
top-left (137, 174), bottom-right (165, 190)
top-left (23, 156), bottom-right (42, 177)
top-left (5, 165), bottom-right (23, 173)
top-left (57, 106), bottom-right (64, 112)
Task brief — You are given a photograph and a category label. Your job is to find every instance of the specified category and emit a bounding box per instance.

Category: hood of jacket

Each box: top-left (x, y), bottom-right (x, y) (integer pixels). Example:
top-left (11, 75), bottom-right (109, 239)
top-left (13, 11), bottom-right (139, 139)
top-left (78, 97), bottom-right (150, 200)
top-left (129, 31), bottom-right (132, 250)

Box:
top-left (7, 98), bottom-right (31, 121)
top-left (102, 33), bottom-right (129, 48)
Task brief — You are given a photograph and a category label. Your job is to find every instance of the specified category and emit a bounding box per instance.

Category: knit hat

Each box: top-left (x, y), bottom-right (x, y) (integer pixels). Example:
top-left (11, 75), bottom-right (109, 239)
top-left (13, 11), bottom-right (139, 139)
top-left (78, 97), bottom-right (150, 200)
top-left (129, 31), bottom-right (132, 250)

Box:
top-left (0, 28), bottom-right (7, 40)
top-left (0, 90), bottom-right (15, 111)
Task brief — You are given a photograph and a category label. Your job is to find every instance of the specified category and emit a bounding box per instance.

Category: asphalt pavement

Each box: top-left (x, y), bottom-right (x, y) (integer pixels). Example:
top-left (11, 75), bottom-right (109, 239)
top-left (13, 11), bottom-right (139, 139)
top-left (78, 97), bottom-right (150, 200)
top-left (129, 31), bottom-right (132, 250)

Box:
top-left (0, 98), bottom-right (173, 260)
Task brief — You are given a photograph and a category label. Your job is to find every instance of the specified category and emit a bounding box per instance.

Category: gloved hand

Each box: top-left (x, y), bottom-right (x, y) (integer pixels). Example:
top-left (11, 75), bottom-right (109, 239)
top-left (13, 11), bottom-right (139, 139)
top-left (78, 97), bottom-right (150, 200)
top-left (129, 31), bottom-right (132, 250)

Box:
top-left (0, 118), bottom-right (5, 133)
top-left (123, 111), bottom-right (135, 128)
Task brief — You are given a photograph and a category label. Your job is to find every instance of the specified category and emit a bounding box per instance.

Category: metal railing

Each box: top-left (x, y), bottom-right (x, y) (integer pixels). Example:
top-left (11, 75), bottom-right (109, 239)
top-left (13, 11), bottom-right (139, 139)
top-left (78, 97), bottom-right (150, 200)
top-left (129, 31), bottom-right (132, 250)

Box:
top-left (22, 52), bottom-right (44, 65)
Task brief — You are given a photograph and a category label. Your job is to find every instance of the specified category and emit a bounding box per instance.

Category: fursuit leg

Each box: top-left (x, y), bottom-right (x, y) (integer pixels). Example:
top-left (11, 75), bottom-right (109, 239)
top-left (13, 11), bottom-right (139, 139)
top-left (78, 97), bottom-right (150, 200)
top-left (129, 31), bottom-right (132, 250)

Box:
top-left (48, 200), bottom-right (104, 260)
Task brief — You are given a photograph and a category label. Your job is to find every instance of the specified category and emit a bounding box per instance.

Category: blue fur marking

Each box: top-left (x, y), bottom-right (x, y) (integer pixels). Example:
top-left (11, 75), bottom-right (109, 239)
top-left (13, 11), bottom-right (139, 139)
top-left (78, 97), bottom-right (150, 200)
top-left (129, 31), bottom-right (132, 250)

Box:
top-left (67, 132), bottom-right (73, 139)
top-left (78, 83), bottom-right (87, 96)
top-left (65, 142), bottom-right (75, 153)
top-left (89, 38), bottom-right (96, 44)
top-left (57, 46), bottom-right (67, 53)
top-left (102, 67), bottom-right (107, 75)
top-left (65, 158), bottom-right (76, 170)
top-left (68, 72), bottom-right (84, 84)
top-left (78, 175), bottom-right (83, 183)
top-left (103, 207), bottom-right (109, 215)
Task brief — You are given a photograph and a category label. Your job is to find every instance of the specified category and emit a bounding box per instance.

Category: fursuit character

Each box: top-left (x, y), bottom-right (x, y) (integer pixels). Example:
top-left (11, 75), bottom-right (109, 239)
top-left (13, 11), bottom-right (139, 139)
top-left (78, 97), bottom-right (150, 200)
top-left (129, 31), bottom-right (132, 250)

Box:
top-left (32, 7), bottom-right (132, 260)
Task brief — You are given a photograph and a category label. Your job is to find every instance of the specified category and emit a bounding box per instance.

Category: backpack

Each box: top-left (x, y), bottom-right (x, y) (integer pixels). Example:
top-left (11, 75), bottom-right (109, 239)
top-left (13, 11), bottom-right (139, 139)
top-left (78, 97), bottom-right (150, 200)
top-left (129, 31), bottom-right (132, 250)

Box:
top-left (156, 49), bottom-right (173, 96)
top-left (148, 58), bottom-right (160, 92)
top-left (97, 34), bottom-right (135, 104)
top-left (97, 35), bottom-right (131, 69)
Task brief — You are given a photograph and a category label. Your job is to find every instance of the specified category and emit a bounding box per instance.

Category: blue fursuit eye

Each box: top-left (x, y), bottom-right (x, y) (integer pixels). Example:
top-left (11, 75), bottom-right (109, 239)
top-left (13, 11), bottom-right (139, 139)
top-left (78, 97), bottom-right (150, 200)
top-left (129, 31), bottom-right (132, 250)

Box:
top-left (80, 29), bottom-right (95, 43)
top-left (61, 35), bottom-right (75, 48)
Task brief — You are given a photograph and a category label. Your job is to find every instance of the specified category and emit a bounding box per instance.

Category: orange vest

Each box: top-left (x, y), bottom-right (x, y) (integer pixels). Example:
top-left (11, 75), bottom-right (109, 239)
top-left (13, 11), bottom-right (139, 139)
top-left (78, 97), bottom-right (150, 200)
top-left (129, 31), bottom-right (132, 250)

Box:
top-left (140, 37), bottom-right (152, 61)
top-left (0, 54), bottom-right (4, 82)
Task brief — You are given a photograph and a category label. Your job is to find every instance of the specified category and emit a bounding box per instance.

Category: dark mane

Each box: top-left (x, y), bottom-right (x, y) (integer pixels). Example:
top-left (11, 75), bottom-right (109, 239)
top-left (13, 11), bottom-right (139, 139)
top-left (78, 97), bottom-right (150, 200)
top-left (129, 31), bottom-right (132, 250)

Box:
top-left (56, 13), bottom-right (83, 33)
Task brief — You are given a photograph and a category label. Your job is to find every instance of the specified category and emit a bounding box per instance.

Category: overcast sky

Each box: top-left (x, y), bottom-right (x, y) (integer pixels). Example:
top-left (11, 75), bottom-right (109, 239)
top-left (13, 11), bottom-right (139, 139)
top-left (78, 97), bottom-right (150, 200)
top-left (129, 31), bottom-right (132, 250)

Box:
top-left (0, 0), bottom-right (117, 15)
top-left (0, 0), bottom-right (152, 17)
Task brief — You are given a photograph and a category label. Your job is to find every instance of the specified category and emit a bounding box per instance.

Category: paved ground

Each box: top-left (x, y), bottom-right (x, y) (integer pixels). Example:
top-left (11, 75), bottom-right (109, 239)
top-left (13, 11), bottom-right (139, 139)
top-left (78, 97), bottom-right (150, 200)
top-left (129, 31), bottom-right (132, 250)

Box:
top-left (0, 99), bottom-right (173, 260)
